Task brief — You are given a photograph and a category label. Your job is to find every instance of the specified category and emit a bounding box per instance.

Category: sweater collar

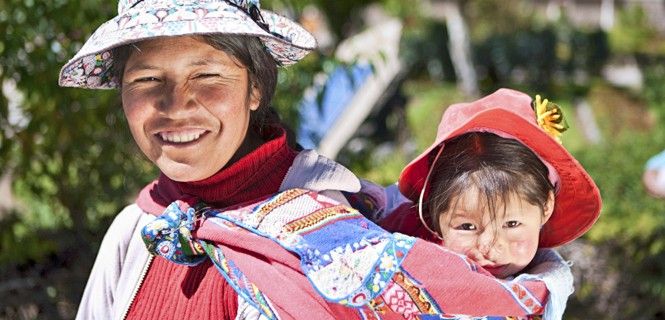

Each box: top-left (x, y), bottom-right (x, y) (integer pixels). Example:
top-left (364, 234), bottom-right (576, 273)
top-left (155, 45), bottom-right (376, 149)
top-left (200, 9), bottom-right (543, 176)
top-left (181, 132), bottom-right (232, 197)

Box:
top-left (137, 128), bottom-right (298, 215)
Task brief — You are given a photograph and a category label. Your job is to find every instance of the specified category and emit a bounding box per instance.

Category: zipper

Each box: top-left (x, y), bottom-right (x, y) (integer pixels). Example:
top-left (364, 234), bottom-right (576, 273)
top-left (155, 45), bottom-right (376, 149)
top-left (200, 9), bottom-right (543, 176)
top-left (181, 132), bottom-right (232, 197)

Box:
top-left (120, 254), bottom-right (154, 320)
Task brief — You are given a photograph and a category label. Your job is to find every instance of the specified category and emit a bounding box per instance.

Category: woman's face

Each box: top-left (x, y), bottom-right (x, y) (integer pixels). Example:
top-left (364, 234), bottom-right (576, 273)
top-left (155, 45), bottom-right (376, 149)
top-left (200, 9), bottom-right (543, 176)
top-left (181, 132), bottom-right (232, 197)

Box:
top-left (437, 187), bottom-right (553, 278)
top-left (121, 36), bottom-right (261, 182)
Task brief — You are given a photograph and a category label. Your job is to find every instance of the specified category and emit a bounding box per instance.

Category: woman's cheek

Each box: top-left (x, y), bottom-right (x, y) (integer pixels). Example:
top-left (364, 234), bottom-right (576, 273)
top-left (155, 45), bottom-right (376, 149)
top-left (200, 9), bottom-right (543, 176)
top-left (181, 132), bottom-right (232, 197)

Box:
top-left (122, 88), bottom-right (155, 118)
top-left (196, 85), bottom-right (227, 102)
top-left (195, 81), bottom-right (242, 108)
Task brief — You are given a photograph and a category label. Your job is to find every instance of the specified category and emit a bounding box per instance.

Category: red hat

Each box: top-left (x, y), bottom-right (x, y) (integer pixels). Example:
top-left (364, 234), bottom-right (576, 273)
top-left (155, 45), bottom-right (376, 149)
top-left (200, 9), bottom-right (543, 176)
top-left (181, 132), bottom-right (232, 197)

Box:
top-left (399, 88), bottom-right (601, 247)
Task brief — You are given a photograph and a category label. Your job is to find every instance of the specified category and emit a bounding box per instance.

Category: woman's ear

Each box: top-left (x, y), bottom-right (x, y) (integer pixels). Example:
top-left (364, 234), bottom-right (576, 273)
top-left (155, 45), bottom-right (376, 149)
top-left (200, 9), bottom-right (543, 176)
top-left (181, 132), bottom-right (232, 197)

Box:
top-left (541, 191), bottom-right (555, 225)
top-left (249, 83), bottom-right (261, 111)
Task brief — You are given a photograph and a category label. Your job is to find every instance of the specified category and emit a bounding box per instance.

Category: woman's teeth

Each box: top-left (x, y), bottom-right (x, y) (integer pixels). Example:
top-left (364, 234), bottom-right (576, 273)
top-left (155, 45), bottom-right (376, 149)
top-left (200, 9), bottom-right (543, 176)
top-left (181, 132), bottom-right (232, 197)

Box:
top-left (159, 130), bottom-right (205, 143)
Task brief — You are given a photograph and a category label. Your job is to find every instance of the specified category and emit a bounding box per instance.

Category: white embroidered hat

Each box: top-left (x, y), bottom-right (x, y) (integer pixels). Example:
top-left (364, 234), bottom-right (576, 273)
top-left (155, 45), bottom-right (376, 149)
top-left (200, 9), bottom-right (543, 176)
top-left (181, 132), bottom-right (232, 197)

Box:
top-left (58, 0), bottom-right (317, 89)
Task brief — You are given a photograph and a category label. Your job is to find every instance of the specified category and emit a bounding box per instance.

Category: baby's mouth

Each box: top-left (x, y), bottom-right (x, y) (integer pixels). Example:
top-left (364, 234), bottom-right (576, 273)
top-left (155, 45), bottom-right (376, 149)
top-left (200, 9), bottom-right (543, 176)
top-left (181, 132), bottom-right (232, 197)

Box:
top-left (480, 263), bottom-right (506, 272)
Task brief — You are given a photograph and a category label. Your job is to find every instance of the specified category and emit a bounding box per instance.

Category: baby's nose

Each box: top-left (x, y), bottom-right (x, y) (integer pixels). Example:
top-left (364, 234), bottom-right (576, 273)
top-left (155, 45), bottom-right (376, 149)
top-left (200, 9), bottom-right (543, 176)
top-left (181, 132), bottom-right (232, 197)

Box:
top-left (478, 229), bottom-right (494, 250)
top-left (478, 242), bottom-right (491, 255)
top-left (477, 230), bottom-right (503, 258)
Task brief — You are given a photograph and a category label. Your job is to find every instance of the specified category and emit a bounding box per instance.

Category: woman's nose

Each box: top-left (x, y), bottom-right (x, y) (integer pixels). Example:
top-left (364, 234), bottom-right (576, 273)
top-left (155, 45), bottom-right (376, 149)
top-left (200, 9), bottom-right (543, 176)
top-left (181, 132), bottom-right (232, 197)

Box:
top-left (159, 82), bottom-right (197, 113)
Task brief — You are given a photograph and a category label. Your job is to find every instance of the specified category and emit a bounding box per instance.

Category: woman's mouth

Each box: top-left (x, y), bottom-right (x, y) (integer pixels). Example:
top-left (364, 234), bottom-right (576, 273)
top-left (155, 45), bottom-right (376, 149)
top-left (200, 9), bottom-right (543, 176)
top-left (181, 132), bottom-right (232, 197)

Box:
top-left (156, 129), bottom-right (208, 145)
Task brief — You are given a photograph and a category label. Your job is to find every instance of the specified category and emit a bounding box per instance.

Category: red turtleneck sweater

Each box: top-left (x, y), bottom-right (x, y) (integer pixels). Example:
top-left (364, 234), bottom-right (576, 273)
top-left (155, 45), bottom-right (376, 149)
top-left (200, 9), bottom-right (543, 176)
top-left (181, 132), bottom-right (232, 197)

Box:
top-left (126, 129), bottom-right (298, 320)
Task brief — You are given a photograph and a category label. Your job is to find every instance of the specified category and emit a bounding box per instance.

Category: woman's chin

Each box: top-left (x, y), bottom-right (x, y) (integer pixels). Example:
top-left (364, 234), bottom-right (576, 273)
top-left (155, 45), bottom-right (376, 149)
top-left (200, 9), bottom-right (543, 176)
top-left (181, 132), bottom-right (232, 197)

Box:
top-left (157, 161), bottom-right (215, 182)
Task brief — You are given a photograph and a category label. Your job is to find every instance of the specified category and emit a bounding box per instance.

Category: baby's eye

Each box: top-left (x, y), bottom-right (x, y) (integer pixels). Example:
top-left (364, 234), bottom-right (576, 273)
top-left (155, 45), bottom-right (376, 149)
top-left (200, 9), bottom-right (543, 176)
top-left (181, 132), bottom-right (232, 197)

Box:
top-left (504, 220), bottom-right (522, 228)
top-left (455, 223), bottom-right (477, 231)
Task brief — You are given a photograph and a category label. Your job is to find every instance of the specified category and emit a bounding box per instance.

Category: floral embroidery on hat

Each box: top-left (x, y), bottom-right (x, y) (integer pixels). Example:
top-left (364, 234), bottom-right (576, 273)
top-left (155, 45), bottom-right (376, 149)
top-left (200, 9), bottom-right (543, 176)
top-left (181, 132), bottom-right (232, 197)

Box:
top-left (59, 0), bottom-right (316, 89)
top-left (533, 95), bottom-right (569, 143)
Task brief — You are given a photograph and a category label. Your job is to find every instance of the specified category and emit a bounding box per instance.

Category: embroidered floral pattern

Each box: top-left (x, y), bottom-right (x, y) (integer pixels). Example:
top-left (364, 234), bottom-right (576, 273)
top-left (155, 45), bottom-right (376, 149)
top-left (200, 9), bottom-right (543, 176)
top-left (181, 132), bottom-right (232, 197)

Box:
top-left (204, 189), bottom-right (417, 305)
top-left (359, 271), bottom-right (442, 319)
top-left (501, 282), bottom-right (543, 315)
top-left (141, 200), bottom-right (207, 266)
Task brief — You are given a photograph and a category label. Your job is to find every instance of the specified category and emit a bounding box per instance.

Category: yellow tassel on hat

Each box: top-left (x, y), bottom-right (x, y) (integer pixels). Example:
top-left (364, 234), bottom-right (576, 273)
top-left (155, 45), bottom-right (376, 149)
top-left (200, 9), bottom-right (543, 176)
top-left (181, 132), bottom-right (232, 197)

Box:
top-left (533, 95), bottom-right (569, 143)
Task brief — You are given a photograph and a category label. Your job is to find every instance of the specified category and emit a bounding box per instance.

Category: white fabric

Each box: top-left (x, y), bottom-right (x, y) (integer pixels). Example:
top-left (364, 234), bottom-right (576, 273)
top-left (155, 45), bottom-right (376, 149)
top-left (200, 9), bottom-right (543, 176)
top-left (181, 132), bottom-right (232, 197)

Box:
top-left (279, 150), bottom-right (361, 194)
top-left (515, 249), bottom-right (574, 320)
top-left (75, 205), bottom-right (155, 320)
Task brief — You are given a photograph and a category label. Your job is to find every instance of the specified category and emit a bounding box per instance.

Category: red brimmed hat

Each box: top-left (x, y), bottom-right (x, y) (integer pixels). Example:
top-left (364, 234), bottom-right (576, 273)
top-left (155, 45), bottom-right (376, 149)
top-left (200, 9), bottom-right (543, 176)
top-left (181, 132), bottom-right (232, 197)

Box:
top-left (399, 88), bottom-right (601, 247)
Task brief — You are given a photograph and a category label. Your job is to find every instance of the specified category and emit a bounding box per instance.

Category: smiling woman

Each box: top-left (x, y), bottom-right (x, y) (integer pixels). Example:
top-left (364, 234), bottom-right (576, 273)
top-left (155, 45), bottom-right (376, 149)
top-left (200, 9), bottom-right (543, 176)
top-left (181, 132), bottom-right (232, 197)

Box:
top-left (118, 36), bottom-right (262, 182)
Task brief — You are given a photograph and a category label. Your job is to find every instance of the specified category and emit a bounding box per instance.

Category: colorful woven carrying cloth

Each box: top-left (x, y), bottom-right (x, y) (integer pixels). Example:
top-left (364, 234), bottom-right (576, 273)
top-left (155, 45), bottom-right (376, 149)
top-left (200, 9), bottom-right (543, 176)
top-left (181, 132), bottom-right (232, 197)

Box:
top-left (142, 189), bottom-right (549, 319)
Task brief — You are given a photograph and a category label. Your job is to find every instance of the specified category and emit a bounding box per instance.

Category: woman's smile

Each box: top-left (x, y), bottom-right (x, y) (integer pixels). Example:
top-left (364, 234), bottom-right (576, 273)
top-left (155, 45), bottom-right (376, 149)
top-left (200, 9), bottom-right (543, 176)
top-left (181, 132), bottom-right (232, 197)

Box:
top-left (155, 129), bottom-right (210, 145)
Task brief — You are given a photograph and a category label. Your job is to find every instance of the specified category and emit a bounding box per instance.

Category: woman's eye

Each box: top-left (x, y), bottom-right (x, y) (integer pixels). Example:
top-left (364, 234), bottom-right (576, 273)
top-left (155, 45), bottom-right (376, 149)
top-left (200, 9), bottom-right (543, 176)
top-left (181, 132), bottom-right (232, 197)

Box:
top-left (195, 73), bottom-right (220, 79)
top-left (134, 77), bottom-right (160, 83)
top-left (504, 220), bottom-right (522, 228)
top-left (455, 223), bottom-right (477, 231)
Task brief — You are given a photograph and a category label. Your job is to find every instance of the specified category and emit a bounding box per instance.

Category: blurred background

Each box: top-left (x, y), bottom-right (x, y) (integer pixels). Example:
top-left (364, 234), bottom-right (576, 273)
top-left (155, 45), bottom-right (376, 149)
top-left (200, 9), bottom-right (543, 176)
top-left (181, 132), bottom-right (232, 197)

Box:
top-left (1, 0), bottom-right (665, 319)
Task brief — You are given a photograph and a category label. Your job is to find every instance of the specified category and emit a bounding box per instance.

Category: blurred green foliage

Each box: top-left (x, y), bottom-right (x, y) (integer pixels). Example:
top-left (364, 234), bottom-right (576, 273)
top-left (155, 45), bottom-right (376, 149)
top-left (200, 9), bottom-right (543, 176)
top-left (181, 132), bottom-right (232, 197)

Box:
top-left (0, 1), bottom-right (158, 316)
top-left (0, 0), bottom-right (156, 249)
top-left (609, 5), bottom-right (661, 54)
top-left (568, 92), bottom-right (665, 317)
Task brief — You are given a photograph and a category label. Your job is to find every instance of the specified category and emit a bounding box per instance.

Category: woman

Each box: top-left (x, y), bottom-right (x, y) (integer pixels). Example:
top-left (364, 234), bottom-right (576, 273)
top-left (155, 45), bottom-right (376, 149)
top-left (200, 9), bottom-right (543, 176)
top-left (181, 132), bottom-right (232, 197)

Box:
top-left (60, 1), bottom-right (557, 319)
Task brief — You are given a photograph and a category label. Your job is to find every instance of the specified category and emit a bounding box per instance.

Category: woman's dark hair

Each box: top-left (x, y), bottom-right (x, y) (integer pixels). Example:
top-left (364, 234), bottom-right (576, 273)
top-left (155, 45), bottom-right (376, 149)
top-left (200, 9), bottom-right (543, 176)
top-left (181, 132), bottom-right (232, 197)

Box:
top-left (426, 132), bottom-right (555, 235)
top-left (110, 34), bottom-right (295, 144)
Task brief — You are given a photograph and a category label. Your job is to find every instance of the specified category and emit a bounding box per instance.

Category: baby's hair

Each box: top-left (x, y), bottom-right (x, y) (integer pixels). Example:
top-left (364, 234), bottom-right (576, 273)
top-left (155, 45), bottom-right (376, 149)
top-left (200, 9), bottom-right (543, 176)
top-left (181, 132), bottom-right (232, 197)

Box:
top-left (426, 132), bottom-right (554, 236)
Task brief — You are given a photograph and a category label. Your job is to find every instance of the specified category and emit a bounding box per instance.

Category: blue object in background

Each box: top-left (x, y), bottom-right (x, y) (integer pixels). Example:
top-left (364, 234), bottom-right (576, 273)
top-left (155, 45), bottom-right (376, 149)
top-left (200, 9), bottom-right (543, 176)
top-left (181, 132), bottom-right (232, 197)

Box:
top-left (297, 63), bottom-right (373, 149)
top-left (646, 149), bottom-right (665, 170)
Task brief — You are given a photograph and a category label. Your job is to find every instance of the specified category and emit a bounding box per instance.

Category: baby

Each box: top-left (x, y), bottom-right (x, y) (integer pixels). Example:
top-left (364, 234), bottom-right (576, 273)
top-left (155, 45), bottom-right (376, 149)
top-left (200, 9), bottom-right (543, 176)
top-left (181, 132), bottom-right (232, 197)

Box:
top-left (380, 88), bottom-right (602, 318)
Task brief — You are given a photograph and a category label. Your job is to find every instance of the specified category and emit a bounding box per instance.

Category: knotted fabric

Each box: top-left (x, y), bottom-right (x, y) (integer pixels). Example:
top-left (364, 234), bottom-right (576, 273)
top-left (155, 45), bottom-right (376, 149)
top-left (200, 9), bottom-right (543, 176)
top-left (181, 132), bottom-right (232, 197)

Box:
top-left (141, 200), bottom-right (208, 266)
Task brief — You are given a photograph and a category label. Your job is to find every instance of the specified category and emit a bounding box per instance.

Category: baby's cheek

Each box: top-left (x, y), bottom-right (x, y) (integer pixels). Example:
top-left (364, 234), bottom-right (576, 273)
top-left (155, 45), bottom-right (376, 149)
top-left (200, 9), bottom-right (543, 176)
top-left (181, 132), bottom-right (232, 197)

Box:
top-left (509, 239), bottom-right (539, 265)
top-left (442, 236), bottom-right (474, 255)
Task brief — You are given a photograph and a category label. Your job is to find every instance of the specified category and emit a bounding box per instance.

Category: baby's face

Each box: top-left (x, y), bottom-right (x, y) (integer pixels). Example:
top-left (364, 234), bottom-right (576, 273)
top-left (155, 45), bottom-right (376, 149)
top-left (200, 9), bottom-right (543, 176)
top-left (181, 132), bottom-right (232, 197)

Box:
top-left (437, 188), bottom-right (549, 278)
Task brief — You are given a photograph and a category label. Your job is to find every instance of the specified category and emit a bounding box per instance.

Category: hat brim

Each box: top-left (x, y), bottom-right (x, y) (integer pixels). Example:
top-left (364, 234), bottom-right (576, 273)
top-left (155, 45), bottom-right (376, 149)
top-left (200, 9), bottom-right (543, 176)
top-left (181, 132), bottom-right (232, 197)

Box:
top-left (399, 108), bottom-right (601, 247)
top-left (59, 2), bottom-right (316, 89)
